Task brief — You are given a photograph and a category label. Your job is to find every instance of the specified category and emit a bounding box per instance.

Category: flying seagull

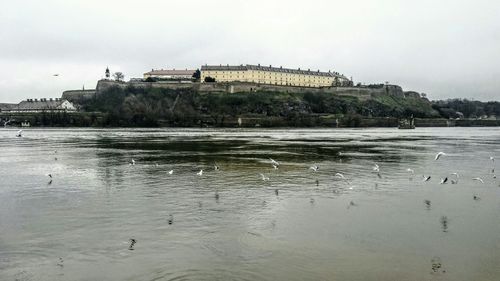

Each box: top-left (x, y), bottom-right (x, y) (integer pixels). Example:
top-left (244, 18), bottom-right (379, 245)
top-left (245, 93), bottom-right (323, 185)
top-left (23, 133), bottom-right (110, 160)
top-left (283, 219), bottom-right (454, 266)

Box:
top-left (472, 177), bottom-right (484, 183)
top-left (269, 158), bottom-right (280, 166)
top-left (130, 159), bottom-right (135, 165)
top-left (490, 156), bottom-right (495, 162)
top-left (197, 169), bottom-right (203, 176)
top-left (440, 177), bottom-right (448, 184)
top-left (422, 175), bottom-right (431, 182)
top-left (16, 130), bottom-right (23, 137)
top-left (372, 163), bottom-right (380, 172)
top-left (168, 170), bottom-right (173, 175)
top-left (435, 152), bottom-right (446, 160)
top-left (335, 173), bottom-right (346, 179)
top-left (259, 173), bottom-right (270, 181)
top-left (309, 165), bottom-right (319, 172)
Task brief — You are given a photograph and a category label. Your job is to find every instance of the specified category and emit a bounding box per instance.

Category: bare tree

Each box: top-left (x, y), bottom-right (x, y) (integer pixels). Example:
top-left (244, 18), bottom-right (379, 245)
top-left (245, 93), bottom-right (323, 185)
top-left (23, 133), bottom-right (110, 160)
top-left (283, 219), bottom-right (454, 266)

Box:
top-left (113, 72), bottom-right (124, 82)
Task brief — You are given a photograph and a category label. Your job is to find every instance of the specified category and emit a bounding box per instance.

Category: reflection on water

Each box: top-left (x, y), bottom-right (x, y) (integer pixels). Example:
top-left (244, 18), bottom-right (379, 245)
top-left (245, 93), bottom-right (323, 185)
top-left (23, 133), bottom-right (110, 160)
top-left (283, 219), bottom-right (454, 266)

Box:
top-left (1, 128), bottom-right (500, 281)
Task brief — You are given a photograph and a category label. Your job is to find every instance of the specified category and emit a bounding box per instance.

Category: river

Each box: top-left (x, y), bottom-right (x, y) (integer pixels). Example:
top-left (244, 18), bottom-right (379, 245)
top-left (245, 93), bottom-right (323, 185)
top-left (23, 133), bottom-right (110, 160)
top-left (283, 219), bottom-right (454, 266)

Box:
top-left (1, 128), bottom-right (499, 280)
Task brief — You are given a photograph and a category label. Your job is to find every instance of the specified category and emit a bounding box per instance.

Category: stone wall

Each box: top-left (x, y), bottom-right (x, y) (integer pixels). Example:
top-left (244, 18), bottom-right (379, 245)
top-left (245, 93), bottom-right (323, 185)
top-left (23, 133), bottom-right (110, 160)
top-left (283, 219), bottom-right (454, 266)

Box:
top-left (94, 80), bottom-right (409, 102)
top-left (62, 90), bottom-right (96, 104)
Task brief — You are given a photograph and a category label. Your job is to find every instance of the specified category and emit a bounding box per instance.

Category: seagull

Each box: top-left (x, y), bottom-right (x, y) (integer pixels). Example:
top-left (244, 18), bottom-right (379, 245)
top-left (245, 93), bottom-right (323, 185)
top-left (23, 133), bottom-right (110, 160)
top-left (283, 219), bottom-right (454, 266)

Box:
top-left (473, 195), bottom-right (480, 201)
top-left (259, 173), bottom-right (270, 181)
top-left (372, 163), bottom-right (380, 172)
top-left (16, 130), bottom-right (23, 137)
top-left (472, 177), bottom-right (484, 183)
top-left (422, 175), bottom-right (431, 182)
top-left (130, 159), bottom-right (135, 165)
top-left (168, 170), bottom-right (173, 175)
top-left (269, 158), bottom-right (280, 166)
top-left (440, 177), bottom-right (448, 184)
top-left (490, 156), bottom-right (495, 162)
top-left (406, 168), bottom-right (415, 174)
top-left (309, 165), bottom-right (319, 172)
top-left (197, 169), bottom-right (203, 176)
top-left (46, 174), bottom-right (52, 178)
top-left (335, 173), bottom-right (346, 179)
top-left (214, 163), bottom-right (220, 171)
top-left (129, 238), bottom-right (136, 250)
top-left (272, 164), bottom-right (279, 170)
top-left (435, 152), bottom-right (446, 160)
top-left (424, 199), bottom-right (431, 209)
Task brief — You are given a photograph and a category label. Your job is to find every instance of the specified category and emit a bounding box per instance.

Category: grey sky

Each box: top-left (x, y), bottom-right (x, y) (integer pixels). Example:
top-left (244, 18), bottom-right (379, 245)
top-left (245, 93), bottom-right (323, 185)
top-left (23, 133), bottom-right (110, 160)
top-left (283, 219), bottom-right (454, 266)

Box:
top-left (1, 0), bottom-right (499, 103)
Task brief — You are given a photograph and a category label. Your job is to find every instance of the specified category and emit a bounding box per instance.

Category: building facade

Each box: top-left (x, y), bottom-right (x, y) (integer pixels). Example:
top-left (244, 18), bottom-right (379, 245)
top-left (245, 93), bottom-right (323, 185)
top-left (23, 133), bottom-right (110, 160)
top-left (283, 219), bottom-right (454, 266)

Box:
top-left (4, 98), bottom-right (76, 113)
top-left (143, 69), bottom-right (196, 80)
top-left (201, 64), bottom-right (350, 88)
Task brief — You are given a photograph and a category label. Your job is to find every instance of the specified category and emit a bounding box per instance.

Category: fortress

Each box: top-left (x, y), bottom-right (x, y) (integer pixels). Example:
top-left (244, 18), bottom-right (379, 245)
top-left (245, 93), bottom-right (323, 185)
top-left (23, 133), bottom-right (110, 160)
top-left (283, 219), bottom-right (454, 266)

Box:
top-left (201, 64), bottom-right (351, 88)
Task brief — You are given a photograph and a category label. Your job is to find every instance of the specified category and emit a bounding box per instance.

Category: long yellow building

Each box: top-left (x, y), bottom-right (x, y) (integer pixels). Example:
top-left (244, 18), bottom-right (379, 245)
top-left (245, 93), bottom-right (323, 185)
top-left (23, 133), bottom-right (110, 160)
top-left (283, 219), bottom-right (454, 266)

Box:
top-left (200, 64), bottom-right (350, 88)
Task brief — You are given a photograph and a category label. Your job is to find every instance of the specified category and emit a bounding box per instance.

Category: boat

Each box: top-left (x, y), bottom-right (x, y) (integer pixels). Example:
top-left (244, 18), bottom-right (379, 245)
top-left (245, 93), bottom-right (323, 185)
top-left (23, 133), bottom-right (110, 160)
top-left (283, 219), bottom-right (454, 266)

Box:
top-left (398, 117), bottom-right (415, 129)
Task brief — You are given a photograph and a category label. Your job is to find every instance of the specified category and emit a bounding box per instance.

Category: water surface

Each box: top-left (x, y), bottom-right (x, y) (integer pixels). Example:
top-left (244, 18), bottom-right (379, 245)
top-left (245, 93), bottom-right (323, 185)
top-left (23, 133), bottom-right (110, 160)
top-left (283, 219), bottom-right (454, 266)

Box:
top-left (1, 128), bottom-right (499, 280)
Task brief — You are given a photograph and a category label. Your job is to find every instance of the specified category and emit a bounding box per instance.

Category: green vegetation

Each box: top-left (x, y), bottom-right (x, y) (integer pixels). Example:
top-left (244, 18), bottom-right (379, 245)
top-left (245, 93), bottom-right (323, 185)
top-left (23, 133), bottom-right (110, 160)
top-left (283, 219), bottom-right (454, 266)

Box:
top-left (432, 99), bottom-right (500, 119)
top-left (79, 84), bottom-right (440, 127)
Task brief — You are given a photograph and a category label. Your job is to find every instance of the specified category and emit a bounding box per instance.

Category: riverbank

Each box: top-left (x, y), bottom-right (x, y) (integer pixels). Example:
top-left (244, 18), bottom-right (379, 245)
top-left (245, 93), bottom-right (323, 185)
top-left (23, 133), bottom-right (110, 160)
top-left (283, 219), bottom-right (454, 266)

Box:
top-left (2, 111), bottom-right (499, 127)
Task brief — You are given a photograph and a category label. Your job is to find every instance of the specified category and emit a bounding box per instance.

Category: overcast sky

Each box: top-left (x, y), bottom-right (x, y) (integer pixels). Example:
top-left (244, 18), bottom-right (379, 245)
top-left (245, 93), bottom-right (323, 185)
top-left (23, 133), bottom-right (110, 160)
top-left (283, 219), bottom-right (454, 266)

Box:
top-left (1, 0), bottom-right (499, 103)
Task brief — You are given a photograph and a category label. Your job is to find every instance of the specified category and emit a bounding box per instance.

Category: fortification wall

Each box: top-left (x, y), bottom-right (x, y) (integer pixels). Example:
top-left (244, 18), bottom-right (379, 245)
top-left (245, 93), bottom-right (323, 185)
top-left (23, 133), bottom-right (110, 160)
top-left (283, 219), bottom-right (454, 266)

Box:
top-left (94, 80), bottom-right (413, 102)
top-left (62, 90), bottom-right (96, 104)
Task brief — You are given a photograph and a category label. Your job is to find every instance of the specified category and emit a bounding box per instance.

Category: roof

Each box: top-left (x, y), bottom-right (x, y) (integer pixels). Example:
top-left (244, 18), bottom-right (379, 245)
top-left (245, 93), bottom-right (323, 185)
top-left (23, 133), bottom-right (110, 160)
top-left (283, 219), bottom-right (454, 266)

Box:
top-left (0, 103), bottom-right (16, 110)
top-left (144, 69), bottom-right (196, 76)
top-left (201, 64), bottom-right (348, 78)
top-left (15, 99), bottom-right (71, 111)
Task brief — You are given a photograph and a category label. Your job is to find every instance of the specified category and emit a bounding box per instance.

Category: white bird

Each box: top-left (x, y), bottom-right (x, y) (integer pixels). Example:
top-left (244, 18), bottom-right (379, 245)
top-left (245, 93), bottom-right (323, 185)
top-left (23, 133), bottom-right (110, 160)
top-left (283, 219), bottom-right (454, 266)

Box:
top-left (272, 164), bottom-right (279, 170)
top-left (309, 165), bottom-right (319, 172)
top-left (197, 169), bottom-right (203, 176)
top-left (372, 163), bottom-right (380, 172)
top-left (422, 175), bottom-right (431, 182)
top-left (472, 177), bottom-right (484, 183)
top-left (130, 159), bottom-right (135, 165)
top-left (16, 130), bottom-right (23, 137)
top-left (214, 164), bottom-right (220, 171)
top-left (435, 152), bottom-right (446, 160)
top-left (269, 158), bottom-right (280, 166)
top-left (168, 170), bottom-right (173, 175)
top-left (406, 168), bottom-right (415, 174)
top-left (259, 173), bottom-right (270, 181)
top-left (335, 173), bottom-right (346, 179)
top-left (490, 156), bottom-right (495, 162)
top-left (440, 177), bottom-right (448, 184)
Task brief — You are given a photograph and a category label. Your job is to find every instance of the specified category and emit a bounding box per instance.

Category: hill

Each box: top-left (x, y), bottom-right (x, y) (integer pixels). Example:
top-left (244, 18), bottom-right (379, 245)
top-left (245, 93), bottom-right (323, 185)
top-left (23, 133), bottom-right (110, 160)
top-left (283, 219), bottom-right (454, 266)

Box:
top-left (75, 80), bottom-right (439, 127)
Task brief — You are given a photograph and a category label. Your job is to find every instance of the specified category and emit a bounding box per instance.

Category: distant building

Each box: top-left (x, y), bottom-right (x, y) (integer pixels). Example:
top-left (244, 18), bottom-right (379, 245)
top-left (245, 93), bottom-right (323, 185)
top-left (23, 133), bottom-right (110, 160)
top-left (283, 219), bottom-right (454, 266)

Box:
top-left (200, 64), bottom-right (350, 88)
top-left (0, 103), bottom-right (17, 112)
top-left (143, 69), bottom-right (196, 80)
top-left (5, 98), bottom-right (76, 113)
